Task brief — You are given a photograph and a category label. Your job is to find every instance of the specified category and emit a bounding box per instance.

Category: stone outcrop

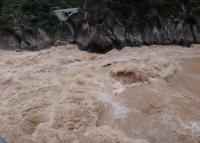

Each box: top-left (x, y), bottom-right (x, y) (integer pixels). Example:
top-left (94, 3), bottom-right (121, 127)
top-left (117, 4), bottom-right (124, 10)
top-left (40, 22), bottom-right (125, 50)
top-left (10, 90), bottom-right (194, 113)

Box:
top-left (1, 0), bottom-right (200, 52)
top-left (0, 29), bottom-right (54, 51)
top-left (77, 0), bottom-right (200, 53)
top-left (0, 15), bottom-right (75, 51)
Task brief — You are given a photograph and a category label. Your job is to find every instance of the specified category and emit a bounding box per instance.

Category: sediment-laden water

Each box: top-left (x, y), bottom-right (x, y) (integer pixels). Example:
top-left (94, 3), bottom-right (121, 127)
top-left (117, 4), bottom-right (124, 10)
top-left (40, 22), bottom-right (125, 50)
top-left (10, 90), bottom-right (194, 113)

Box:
top-left (0, 44), bottom-right (200, 143)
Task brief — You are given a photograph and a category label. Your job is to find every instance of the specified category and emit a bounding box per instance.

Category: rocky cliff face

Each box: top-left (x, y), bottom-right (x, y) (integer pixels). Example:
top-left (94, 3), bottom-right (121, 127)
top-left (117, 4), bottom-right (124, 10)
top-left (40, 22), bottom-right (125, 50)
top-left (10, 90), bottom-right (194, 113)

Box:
top-left (0, 0), bottom-right (81, 51)
top-left (0, 29), bottom-right (54, 51)
top-left (0, 15), bottom-right (71, 51)
top-left (0, 23), bottom-right (74, 51)
top-left (77, 0), bottom-right (200, 53)
top-left (1, 0), bottom-right (200, 52)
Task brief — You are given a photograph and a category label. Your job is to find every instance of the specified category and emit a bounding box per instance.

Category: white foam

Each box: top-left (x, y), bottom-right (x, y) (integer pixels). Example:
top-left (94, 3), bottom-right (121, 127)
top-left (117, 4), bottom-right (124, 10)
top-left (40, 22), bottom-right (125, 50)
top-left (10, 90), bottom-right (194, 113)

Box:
top-left (113, 81), bottom-right (126, 95)
top-left (99, 93), bottom-right (130, 118)
top-left (184, 122), bottom-right (200, 133)
top-left (161, 63), bottom-right (177, 78)
top-left (110, 100), bottom-right (130, 118)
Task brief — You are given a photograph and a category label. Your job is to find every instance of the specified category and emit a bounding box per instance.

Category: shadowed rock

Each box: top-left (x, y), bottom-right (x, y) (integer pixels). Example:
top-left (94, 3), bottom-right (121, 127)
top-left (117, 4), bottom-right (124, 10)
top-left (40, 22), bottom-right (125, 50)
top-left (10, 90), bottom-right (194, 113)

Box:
top-left (76, 0), bottom-right (200, 53)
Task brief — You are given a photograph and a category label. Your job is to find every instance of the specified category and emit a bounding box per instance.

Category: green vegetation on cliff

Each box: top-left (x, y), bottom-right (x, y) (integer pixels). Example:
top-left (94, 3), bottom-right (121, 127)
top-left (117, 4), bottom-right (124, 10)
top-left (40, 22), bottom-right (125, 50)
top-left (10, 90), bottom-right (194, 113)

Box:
top-left (0, 0), bottom-right (200, 50)
top-left (85, 0), bottom-right (200, 28)
top-left (0, 0), bottom-right (200, 51)
top-left (0, 0), bottom-right (200, 32)
top-left (0, 0), bottom-right (81, 33)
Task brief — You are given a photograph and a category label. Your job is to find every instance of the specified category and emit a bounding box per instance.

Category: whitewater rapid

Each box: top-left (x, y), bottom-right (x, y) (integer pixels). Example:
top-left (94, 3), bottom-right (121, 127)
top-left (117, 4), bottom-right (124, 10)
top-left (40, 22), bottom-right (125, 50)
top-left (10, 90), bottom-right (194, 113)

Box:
top-left (0, 44), bottom-right (200, 143)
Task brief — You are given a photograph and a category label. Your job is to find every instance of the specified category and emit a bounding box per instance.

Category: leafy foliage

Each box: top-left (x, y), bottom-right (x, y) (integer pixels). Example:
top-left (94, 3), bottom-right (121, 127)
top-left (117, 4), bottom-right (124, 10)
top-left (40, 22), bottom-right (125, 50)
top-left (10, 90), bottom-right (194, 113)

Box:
top-left (0, 0), bottom-right (81, 32)
top-left (191, 0), bottom-right (200, 15)
top-left (0, 0), bottom-right (199, 32)
top-left (84, 0), bottom-right (200, 28)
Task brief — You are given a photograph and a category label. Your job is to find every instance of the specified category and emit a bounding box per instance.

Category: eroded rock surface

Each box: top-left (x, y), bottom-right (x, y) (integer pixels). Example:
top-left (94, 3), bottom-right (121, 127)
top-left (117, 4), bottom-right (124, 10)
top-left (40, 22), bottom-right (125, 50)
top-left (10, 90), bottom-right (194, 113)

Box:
top-left (77, 0), bottom-right (200, 53)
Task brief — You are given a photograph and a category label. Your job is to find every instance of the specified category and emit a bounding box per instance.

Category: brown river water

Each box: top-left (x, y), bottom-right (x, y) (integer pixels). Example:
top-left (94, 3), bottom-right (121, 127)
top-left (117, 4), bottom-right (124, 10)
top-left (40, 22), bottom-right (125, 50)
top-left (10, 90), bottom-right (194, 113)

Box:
top-left (0, 44), bottom-right (199, 143)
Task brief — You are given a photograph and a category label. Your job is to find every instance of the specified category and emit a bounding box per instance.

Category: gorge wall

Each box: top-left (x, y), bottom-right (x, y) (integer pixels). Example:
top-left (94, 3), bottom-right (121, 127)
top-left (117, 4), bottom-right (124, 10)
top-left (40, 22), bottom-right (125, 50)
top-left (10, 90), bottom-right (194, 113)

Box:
top-left (0, 0), bottom-right (200, 52)
top-left (0, 0), bottom-right (81, 50)
top-left (77, 0), bottom-right (200, 53)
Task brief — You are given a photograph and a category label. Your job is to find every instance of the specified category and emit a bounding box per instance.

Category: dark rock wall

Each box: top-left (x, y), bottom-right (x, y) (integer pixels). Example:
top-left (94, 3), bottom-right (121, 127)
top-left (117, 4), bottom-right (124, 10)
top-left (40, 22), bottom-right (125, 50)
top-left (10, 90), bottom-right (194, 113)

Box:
top-left (0, 29), bottom-right (54, 51)
top-left (1, 0), bottom-right (200, 52)
top-left (77, 0), bottom-right (200, 53)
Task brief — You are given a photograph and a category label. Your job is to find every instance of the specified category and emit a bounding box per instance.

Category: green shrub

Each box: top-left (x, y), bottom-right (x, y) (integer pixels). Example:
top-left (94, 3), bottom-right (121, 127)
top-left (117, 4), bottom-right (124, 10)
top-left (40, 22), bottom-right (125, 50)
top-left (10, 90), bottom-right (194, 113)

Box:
top-left (0, 0), bottom-right (81, 33)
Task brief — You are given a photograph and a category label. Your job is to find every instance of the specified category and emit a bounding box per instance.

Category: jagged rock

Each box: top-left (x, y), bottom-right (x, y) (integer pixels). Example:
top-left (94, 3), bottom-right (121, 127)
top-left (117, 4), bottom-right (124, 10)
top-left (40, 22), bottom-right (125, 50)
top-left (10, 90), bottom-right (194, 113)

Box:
top-left (76, 0), bottom-right (200, 53)
top-left (1, 0), bottom-right (200, 52)
top-left (0, 33), bottom-right (20, 50)
top-left (77, 27), bottom-right (113, 53)
top-left (113, 25), bottom-right (126, 48)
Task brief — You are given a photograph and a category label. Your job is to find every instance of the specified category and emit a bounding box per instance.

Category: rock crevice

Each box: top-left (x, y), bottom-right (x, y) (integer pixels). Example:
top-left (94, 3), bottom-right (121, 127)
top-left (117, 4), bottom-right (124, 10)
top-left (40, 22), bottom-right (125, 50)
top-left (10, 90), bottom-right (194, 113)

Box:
top-left (77, 0), bottom-right (200, 53)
